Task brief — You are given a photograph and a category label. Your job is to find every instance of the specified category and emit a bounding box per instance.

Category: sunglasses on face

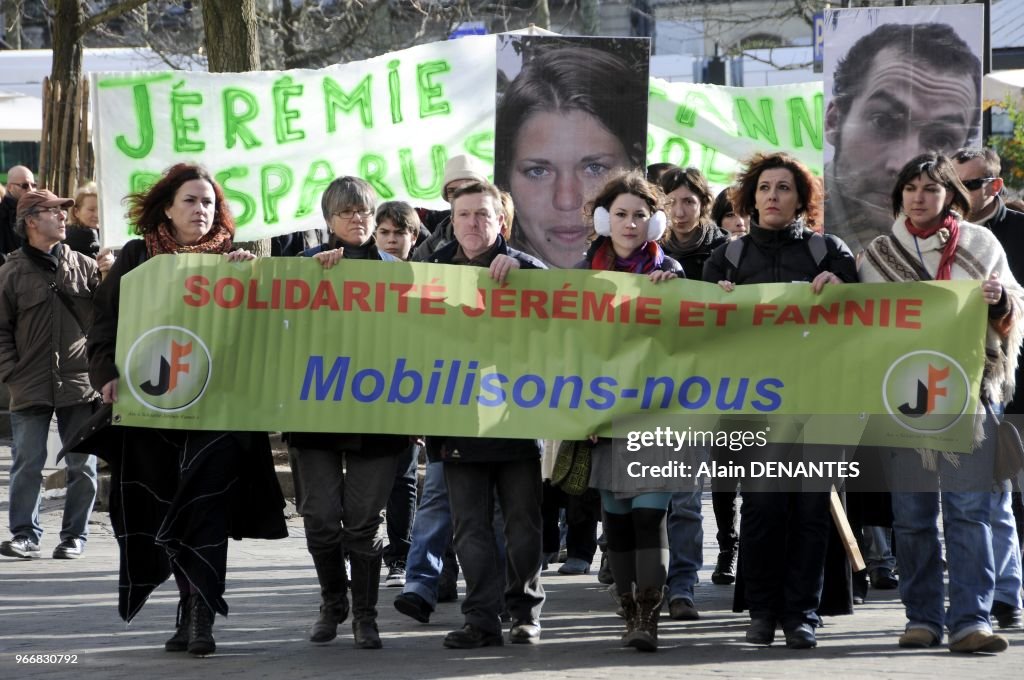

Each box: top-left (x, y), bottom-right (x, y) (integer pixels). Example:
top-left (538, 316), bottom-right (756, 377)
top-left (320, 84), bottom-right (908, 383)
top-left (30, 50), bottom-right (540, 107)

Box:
top-left (12, 182), bottom-right (37, 190)
top-left (961, 177), bottom-right (996, 191)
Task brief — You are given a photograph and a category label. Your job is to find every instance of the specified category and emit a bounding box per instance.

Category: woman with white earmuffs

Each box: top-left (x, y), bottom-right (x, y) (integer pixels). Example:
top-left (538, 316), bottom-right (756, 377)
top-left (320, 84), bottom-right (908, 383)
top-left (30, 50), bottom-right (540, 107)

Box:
top-left (576, 171), bottom-right (682, 652)
top-left (577, 171), bottom-right (682, 279)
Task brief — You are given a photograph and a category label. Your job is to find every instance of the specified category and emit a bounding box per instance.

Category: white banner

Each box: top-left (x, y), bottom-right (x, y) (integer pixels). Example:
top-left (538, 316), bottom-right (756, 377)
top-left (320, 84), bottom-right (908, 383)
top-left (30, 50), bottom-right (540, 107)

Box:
top-left (92, 35), bottom-right (498, 247)
top-left (92, 34), bottom-right (825, 248)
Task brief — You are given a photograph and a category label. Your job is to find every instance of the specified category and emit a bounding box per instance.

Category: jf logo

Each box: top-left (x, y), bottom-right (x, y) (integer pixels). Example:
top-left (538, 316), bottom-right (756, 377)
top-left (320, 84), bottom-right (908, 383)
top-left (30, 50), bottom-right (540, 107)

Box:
top-left (882, 351), bottom-right (970, 433)
top-left (125, 326), bottom-right (212, 412)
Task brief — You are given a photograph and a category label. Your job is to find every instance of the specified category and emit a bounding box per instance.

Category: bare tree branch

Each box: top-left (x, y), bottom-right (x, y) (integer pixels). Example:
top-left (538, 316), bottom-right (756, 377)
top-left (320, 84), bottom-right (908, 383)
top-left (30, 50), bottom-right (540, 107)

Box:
top-left (80, 0), bottom-right (150, 35)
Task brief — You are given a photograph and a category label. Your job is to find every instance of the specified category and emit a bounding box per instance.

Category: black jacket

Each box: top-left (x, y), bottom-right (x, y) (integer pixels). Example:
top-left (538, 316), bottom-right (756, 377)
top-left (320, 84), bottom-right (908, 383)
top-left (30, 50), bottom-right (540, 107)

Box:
top-left (412, 208), bottom-right (453, 262)
top-left (981, 199), bottom-right (1024, 413)
top-left (703, 222), bottom-right (857, 285)
top-left (65, 225), bottom-right (101, 258)
top-left (983, 198), bottom-right (1024, 289)
top-left (661, 225), bottom-right (729, 280)
top-left (428, 233), bottom-right (546, 270)
top-left (426, 235), bottom-right (545, 463)
top-left (0, 193), bottom-right (21, 255)
top-left (87, 240), bottom-right (147, 389)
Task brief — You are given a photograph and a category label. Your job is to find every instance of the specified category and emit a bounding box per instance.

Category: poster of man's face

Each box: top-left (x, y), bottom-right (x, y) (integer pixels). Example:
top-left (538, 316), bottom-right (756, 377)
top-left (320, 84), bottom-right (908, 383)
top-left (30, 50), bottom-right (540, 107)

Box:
top-left (823, 5), bottom-right (983, 254)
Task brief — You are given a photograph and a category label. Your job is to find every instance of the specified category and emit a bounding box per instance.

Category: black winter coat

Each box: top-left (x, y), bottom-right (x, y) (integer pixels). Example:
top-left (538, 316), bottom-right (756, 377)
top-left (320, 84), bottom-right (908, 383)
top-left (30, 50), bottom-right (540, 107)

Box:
top-left (703, 222), bottom-right (857, 285)
top-left (82, 238), bottom-right (287, 622)
top-left (0, 193), bottom-right (21, 255)
top-left (983, 199), bottom-right (1024, 413)
top-left (577, 236), bottom-right (685, 275)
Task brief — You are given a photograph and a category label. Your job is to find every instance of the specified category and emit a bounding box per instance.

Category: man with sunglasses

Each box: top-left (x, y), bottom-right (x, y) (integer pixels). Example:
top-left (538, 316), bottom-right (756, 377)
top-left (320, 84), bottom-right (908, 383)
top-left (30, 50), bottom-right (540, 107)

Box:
top-left (0, 166), bottom-right (37, 255)
top-left (953, 147), bottom-right (1024, 632)
top-left (954, 148), bottom-right (1024, 311)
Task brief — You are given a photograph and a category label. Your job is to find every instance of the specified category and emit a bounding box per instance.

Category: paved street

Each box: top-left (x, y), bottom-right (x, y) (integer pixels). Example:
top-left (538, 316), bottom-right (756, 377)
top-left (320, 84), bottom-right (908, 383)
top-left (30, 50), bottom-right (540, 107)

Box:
top-left (1, 438), bottom-right (1021, 679)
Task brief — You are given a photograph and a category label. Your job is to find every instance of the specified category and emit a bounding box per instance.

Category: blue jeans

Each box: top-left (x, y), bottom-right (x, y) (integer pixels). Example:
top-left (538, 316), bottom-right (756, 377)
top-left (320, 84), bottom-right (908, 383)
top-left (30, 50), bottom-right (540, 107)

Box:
top-left (8, 403), bottom-right (97, 544)
top-left (991, 490), bottom-right (1023, 608)
top-left (667, 489), bottom-right (703, 603)
top-left (864, 525), bottom-right (897, 574)
top-left (890, 437), bottom-right (1002, 642)
top-left (403, 460), bottom-right (453, 608)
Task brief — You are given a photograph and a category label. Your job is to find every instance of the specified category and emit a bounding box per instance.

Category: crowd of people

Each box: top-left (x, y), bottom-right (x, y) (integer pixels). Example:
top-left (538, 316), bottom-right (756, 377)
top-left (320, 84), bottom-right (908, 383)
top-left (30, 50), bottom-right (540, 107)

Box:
top-left (0, 28), bottom-right (1021, 660)
top-left (1, 145), bottom-right (1021, 659)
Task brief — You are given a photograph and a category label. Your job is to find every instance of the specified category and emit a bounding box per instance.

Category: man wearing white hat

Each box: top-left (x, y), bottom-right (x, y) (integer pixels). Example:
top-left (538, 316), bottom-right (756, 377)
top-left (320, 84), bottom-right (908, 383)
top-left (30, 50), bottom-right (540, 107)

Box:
top-left (411, 154), bottom-right (489, 261)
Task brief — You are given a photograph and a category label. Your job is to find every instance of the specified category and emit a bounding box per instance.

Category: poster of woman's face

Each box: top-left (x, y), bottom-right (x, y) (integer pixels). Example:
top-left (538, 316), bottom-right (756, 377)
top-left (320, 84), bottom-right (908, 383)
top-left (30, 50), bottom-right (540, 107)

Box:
top-left (495, 35), bottom-right (650, 268)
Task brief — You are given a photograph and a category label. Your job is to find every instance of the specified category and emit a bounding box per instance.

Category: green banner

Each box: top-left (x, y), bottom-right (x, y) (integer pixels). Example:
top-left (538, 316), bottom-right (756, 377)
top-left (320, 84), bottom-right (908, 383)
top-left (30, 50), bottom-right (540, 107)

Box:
top-left (113, 256), bottom-right (987, 451)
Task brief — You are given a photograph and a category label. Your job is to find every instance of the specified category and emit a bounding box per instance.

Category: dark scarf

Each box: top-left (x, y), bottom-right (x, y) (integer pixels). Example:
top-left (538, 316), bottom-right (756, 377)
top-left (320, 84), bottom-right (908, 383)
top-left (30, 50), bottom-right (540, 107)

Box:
top-left (589, 237), bottom-right (665, 274)
top-left (904, 213), bottom-right (959, 281)
top-left (662, 223), bottom-right (715, 260)
top-left (21, 242), bottom-right (62, 272)
top-left (145, 222), bottom-right (233, 256)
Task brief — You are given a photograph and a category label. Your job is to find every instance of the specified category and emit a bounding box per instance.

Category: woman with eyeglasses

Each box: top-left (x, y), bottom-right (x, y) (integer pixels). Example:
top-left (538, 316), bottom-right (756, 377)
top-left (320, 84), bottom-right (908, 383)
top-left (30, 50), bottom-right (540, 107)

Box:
top-left (86, 163), bottom-right (288, 656)
top-left (283, 176), bottom-right (410, 650)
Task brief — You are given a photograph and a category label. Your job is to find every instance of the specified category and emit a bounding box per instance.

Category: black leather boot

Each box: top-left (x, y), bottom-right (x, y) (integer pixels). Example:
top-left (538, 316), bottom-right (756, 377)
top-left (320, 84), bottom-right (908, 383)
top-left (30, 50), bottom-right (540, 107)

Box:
top-left (187, 595), bottom-right (216, 656)
top-left (349, 553), bottom-right (383, 649)
top-left (309, 547), bottom-right (350, 643)
top-left (164, 594), bottom-right (190, 652)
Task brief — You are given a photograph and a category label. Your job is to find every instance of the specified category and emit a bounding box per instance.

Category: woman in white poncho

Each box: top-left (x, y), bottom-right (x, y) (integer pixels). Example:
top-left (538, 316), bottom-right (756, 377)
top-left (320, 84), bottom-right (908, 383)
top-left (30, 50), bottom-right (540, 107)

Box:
top-left (859, 153), bottom-right (1023, 654)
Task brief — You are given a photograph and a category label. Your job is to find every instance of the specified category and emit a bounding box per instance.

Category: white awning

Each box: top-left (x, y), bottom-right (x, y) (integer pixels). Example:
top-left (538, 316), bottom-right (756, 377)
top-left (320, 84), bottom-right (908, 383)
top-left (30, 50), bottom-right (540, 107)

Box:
top-left (0, 91), bottom-right (43, 142)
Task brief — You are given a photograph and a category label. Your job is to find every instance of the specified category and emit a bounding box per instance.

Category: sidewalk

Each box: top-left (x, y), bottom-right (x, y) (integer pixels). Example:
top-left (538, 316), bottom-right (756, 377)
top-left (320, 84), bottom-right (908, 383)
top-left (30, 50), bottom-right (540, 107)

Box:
top-left (0, 438), bottom-right (1020, 679)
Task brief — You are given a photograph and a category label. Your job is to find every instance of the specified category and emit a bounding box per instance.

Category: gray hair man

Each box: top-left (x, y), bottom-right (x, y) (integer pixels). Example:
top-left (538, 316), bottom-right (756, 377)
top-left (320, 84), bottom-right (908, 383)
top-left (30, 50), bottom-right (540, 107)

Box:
top-left (0, 189), bottom-right (99, 560)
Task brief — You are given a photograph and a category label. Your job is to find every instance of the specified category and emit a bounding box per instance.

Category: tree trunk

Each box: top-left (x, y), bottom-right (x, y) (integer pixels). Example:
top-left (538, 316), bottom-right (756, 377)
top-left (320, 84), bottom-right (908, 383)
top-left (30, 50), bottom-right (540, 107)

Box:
top-left (40, 0), bottom-right (85, 196)
top-left (202, 0), bottom-right (268, 256)
top-left (201, 0), bottom-right (260, 72)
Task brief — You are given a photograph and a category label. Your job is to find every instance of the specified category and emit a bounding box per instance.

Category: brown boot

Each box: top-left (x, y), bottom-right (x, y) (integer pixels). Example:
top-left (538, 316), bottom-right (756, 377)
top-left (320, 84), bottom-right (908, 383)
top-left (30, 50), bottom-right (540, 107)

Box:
top-left (625, 585), bottom-right (664, 652)
top-left (611, 584), bottom-right (638, 644)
